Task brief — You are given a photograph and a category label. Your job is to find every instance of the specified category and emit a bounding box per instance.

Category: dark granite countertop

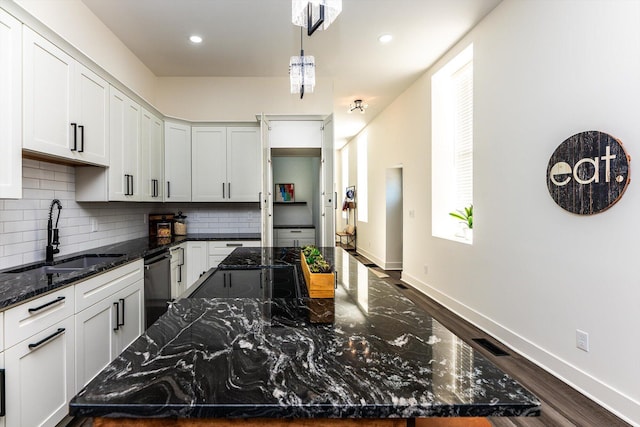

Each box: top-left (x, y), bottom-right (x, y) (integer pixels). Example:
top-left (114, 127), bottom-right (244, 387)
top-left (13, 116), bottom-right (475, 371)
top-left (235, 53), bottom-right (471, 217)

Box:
top-left (69, 247), bottom-right (541, 420)
top-left (0, 233), bottom-right (260, 311)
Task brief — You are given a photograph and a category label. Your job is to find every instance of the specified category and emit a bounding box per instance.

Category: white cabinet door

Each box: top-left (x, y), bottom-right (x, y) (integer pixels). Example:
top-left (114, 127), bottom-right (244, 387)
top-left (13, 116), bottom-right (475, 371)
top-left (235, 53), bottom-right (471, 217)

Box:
top-left (164, 121), bottom-right (192, 201)
top-left (0, 10), bottom-right (22, 199)
top-left (23, 27), bottom-right (108, 167)
top-left (73, 63), bottom-right (109, 166)
top-left (5, 317), bottom-right (74, 427)
top-left (141, 108), bottom-right (164, 201)
top-left (192, 127), bottom-right (226, 201)
top-left (109, 86), bottom-right (140, 201)
top-left (227, 127), bottom-right (260, 202)
top-left (23, 27), bottom-right (74, 161)
top-left (113, 280), bottom-right (144, 355)
top-left (186, 241), bottom-right (208, 287)
top-left (74, 294), bottom-right (118, 389)
top-left (170, 244), bottom-right (186, 298)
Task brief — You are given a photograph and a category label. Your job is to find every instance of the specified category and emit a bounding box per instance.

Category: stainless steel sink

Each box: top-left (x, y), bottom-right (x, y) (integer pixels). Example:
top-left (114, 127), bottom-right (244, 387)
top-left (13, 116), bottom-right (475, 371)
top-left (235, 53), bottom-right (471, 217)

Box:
top-left (4, 254), bottom-right (125, 274)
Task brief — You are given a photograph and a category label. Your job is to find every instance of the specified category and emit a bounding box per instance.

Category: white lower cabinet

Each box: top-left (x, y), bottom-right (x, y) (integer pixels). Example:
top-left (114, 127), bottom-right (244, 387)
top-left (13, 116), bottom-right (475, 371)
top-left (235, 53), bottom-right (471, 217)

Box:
top-left (3, 286), bottom-right (75, 427)
top-left (75, 261), bottom-right (144, 389)
top-left (186, 241), bottom-right (208, 288)
top-left (170, 244), bottom-right (186, 299)
top-left (208, 240), bottom-right (261, 269)
top-left (274, 228), bottom-right (315, 248)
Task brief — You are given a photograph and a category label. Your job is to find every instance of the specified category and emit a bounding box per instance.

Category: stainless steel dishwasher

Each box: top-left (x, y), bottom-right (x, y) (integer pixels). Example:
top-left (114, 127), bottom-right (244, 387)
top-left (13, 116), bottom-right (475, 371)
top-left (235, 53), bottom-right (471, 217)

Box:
top-left (144, 250), bottom-right (172, 328)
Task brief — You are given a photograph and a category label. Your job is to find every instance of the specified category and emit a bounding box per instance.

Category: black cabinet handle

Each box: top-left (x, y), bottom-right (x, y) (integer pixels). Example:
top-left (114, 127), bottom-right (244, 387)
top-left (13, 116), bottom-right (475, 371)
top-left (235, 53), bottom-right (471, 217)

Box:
top-left (70, 123), bottom-right (77, 151)
top-left (222, 182), bottom-right (225, 198)
top-left (124, 174), bottom-right (130, 195)
top-left (118, 298), bottom-right (125, 327)
top-left (167, 181), bottom-right (171, 198)
top-left (178, 264), bottom-right (182, 283)
top-left (78, 125), bottom-right (85, 152)
top-left (226, 243), bottom-right (243, 247)
top-left (0, 369), bottom-right (5, 417)
top-left (229, 274), bottom-right (232, 288)
top-left (228, 183), bottom-right (231, 199)
top-left (28, 296), bottom-right (65, 313)
top-left (113, 301), bottom-right (120, 331)
top-left (291, 230), bottom-right (302, 233)
top-left (129, 175), bottom-right (134, 195)
top-left (28, 328), bottom-right (65, 350)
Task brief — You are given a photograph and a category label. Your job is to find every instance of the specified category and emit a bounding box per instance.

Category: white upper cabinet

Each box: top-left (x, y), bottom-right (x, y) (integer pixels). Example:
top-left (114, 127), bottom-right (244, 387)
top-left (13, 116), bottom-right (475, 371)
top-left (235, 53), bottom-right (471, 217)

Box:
top-left (227, 127), bottom-right (261, 201)
top-left (192, 126), bottom-right (260, 202)
top-left (0, 9), bottom-right (22, 199)
top-left (108, 86), bottom-right (140, 201)
top-left (164, 121), bottom-right (192, 202)
top-left (192, 127), bottom-right (226, 201)
top-left (141, 108), bottom-right (164, 201)
top-left (23, 27), bottom-right (109, 166)
top-left (269, 120), bottom-right (322, 148)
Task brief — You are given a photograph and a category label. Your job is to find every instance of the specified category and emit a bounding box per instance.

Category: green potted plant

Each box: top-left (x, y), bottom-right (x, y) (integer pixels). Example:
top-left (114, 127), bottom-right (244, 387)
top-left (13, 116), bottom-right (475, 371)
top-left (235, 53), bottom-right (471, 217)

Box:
top-left (449, 204), bottom-right (473, 239)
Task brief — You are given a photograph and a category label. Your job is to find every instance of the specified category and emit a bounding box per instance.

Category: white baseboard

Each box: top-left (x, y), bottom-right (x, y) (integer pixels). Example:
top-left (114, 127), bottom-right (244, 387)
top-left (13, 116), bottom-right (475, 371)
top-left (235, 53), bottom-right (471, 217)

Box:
top-left (382, 261), bottom-right (402, 270)
top-left (354, 247), bottom-right (383, 267)
top-left (400, 271), bottom-right (640, 426)
top-left (355, 248), bottom-right (402, 271)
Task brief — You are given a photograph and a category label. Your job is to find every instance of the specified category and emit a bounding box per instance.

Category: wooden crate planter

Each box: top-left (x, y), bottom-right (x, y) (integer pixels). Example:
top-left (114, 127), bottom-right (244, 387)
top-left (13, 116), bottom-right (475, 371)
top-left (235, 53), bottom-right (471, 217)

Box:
top-left (300, 252), bottom-right (335, 298)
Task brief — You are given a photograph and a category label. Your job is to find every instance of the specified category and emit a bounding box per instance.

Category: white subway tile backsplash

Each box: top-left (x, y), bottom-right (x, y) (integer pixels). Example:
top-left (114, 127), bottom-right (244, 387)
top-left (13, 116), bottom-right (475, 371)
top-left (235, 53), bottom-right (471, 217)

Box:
top-left (0, 160), bottom-right (260, 269)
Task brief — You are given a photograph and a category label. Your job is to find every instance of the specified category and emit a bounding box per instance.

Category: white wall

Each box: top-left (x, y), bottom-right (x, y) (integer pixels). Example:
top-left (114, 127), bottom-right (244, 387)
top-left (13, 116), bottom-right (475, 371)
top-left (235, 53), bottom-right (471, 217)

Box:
top-left (11, 0), bottom-right (158, 104)
top-left (272, 156), bottom-right (320, 227)
top-left (156, 77), bottom-right (333, 122)
top-left (339, 0), bottom-right (640, 423)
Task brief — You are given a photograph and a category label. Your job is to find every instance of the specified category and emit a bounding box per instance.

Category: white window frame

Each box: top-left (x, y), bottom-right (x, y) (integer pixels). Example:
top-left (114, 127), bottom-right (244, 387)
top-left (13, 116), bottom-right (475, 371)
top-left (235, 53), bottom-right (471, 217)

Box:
top-left (431, 44), bottom-right (473, 243)
top-left (357, 134), bottom-right (368, 223)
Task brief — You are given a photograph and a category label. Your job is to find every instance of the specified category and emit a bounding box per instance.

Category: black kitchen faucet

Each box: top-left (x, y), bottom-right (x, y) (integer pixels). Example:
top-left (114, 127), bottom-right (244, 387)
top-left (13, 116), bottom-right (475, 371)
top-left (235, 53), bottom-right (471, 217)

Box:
top-left (46, 199), bottom-right (62, 264)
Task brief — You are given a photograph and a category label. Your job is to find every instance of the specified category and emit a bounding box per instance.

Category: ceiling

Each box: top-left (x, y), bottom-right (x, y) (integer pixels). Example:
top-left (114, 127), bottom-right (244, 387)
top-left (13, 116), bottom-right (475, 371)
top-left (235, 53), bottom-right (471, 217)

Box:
top-left (81, 0), bottom-right (501, 145)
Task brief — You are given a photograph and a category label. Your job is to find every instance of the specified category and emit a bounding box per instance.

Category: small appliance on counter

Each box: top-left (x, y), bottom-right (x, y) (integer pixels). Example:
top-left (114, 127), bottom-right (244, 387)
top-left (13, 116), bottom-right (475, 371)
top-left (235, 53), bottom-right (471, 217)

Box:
top-left (149, 213), bottom-right (175, 238)
top-left (174, 211), bottom-right (187, 235)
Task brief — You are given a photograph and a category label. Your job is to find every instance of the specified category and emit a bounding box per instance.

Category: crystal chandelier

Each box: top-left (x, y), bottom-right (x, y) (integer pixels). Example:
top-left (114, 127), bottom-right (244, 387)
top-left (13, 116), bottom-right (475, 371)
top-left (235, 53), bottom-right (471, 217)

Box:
top-left (292, 0), bottom-right (342, 36)
top-left (290, 28), bottom-right (316, 98)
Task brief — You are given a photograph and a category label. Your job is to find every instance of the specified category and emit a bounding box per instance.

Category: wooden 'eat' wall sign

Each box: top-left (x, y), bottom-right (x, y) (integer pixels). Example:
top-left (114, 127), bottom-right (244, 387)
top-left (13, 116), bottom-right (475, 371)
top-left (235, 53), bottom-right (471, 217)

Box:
top-left (546, 131), bottom-right (631, 215)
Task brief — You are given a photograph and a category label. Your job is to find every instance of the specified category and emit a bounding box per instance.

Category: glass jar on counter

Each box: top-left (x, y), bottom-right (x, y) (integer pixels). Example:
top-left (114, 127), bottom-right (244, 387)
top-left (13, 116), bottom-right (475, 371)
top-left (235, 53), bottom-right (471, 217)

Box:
top-left (174, 211), bottom-right (187, 235)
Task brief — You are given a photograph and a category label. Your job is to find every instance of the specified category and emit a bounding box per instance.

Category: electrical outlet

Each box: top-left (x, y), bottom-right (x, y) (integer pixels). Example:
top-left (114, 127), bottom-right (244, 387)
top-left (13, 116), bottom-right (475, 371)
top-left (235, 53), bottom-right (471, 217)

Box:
top-left (143, 214), bottom-right (147, 224)
top-left (423, 265), bottom-right (428, 274)
top-left (576, 329), bottom-right (589, 352)
top-left (409, 210), bottom-right (415, 219)
top-left (91, 219), bottom-right (98, 232)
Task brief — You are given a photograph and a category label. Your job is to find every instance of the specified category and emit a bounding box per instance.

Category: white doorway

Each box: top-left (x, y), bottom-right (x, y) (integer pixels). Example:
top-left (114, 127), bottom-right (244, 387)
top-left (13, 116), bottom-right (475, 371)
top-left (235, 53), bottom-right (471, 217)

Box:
top-left (385, 167), bottom-right (403, 270)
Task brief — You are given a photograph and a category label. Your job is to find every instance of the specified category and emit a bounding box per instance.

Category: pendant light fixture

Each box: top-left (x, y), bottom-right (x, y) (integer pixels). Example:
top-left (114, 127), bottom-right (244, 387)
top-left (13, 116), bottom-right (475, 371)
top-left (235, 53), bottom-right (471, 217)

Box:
top-left (290, 27), bottom-right (316, 99)
top-left (292, 0), bottom-right (342, 36)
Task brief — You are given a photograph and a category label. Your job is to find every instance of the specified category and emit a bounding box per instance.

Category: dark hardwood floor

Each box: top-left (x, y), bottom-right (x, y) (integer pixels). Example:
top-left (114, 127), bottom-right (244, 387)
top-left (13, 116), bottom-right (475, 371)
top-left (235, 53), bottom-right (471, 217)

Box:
top-left (349, 250), bottom-right (631, 427)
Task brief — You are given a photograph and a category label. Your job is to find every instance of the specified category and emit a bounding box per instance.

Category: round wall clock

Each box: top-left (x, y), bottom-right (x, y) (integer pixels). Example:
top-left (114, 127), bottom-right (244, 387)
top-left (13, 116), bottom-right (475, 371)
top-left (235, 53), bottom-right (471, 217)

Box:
top-left (546, 131), bottom-right (631, 215)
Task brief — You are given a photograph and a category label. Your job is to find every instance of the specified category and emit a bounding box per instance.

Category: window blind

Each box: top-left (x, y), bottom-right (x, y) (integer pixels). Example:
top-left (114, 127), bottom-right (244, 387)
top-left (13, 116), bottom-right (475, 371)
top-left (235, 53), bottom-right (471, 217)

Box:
top-left (452, 61), bottom-right (473, 208)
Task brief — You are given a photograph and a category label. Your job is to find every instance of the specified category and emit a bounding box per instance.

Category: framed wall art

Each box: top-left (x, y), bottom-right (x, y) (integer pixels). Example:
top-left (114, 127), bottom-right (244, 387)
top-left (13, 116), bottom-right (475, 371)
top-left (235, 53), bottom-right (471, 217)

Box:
top-left (275, 183), bottom-right (295, 202)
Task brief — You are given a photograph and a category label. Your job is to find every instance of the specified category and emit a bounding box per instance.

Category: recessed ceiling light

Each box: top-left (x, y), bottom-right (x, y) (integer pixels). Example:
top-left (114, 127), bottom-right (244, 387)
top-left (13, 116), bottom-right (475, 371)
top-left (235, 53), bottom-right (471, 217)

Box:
top-left (378, 34), bottom-right (393, 44)
top-left (189, 35), bottom-right (203, 44)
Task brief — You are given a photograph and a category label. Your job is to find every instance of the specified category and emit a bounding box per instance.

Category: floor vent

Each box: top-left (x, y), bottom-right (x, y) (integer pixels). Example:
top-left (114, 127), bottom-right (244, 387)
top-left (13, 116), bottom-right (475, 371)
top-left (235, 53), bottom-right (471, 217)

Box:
top-left (472, 338), bottom-right (509, 356)
top-left (363, 263), bottom-right (377, 267)
top-left (395, 283), bottom-right (408, 289)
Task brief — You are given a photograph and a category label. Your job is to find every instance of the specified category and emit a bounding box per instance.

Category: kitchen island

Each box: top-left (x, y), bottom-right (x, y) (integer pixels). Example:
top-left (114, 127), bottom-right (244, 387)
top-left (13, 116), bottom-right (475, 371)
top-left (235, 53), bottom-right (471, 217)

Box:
top-left (69, 247), bottom-right (541, 425)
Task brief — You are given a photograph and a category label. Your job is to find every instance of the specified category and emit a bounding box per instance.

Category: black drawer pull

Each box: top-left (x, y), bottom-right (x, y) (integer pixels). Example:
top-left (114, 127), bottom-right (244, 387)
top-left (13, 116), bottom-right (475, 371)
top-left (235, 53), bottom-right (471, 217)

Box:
top-left (114, 301), bottom-right (120, 331)
top-left (28, 296), bottom-right (65, 313)
top-left (290, 230), bottom-right (302, 233)
top-left (226, 243), bottom-right (243, 247)
top-left (78, 124), bottom-right (85, 152)
top-left (28, 328), bottom-right (65, 350)
top-left (118, 298), bottom-right (125, 327)
top-left (70, 123), bottom-right (77, 151)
